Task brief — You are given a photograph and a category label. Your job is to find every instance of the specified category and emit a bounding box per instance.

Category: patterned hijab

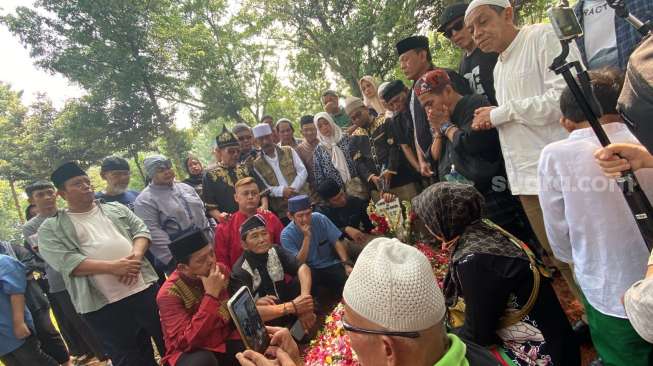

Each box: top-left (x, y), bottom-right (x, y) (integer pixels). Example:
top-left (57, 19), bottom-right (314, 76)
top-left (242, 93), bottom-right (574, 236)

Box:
top-left (412, 182), bottom-right (484, 241)
top-left (413, 182), bottom-right (527, 304)
top-left (314, 112), bottom-right (351, 183)
top-left (412, 182), bottom-right (526, 262)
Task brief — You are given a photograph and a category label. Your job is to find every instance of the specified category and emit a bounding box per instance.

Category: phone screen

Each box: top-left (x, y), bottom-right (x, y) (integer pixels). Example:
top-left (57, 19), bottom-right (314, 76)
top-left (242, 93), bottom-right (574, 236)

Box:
top-left (227, 286), bottom-right (270, 353)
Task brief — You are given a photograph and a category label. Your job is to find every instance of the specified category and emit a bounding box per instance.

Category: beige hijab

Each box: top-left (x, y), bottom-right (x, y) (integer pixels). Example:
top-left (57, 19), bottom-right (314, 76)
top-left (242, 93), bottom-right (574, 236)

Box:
top-left (359, 75), bottom-right (385, 116)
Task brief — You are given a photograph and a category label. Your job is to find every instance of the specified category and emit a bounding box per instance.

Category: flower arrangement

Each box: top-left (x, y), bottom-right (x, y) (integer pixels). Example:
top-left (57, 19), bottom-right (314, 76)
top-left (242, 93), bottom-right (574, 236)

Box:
top-left (304, 243), bottom-right (450, 365)
top-left (367, 199), bottom-right (415, 243)
top-left (304, 303), bottom-right (359, 366)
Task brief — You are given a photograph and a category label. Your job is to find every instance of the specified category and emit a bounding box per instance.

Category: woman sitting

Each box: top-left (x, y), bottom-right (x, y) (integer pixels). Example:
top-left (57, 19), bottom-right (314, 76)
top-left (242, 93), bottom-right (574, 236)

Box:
top-left (312, 112), bottom-right (367, 201)
top-left (412, 182), bottom-right (580, 366)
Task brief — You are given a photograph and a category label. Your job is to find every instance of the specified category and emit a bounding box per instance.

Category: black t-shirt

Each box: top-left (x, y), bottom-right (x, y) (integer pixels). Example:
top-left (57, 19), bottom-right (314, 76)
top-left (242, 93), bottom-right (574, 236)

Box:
top-left (459, 48), bottom-right (499, 106)
top-left (411, 68), bottom-right (472, 161)
top-left (436, 94), bottom-right (504, 193)
top-left (315, 196), bottom-right (374, 235)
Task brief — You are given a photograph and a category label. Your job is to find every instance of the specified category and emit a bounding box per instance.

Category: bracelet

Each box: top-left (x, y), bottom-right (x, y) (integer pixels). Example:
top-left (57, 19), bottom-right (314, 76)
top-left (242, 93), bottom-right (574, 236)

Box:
top-left (291, 300), bottom-right (298, 314)
top-left (283, 302), bottom-right (289, 316)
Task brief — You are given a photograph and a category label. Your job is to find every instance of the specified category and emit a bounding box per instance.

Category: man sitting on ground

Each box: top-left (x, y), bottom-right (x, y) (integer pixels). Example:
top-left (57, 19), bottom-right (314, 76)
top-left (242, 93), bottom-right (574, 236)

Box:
top-left (315, 178), bottom-right (374, 260)
top-left (215, 177), bottom-right (285, 269)
top-left (281, 195), bottom-right (352, 298)
top-left (157, 229), bottom-right (243, 366)
top-left (229, 215), bottom-right (316, 331)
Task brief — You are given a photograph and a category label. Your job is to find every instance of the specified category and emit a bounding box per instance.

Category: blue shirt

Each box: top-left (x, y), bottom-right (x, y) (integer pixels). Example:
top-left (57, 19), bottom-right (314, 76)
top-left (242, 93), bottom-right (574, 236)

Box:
top-left (0, 255), bottom-right (34, 356)
top-left (281, 212), bottom-right (343, 269)
top-left (96, 190), bottom-right (140, 211)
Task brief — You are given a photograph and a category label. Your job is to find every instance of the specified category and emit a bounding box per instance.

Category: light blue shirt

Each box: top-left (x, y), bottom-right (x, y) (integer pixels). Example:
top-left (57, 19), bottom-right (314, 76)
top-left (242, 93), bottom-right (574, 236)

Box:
top-left (0, 255), bottom-right (34, 356)
top-left (281, 212), bottom-right (342, 269)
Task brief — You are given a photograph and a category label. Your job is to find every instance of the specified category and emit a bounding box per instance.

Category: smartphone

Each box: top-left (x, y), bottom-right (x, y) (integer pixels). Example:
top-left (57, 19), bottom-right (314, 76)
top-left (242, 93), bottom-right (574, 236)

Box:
top-left (548, 6), bottom-right (583, 40)
top-left (227, 286), bottom-right (270, 353)
top-left (289, 319), bottom-right (305, 341)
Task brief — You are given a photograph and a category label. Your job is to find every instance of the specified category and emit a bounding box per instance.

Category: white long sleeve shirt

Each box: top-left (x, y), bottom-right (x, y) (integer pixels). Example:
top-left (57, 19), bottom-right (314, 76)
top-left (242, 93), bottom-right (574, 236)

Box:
top-left (491, 23), bottom-right (582, 195)
top-left (538, 123), bottom-right (653, 317)
top-left (256, 148), bottom-right (308, 197)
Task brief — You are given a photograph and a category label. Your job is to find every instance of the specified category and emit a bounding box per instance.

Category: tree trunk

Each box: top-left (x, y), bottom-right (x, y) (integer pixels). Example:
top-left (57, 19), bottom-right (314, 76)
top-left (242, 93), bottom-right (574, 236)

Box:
top-left (129, 147), bottom-right (146, 183)
top-left (9, 179), bottom-right (24, 224)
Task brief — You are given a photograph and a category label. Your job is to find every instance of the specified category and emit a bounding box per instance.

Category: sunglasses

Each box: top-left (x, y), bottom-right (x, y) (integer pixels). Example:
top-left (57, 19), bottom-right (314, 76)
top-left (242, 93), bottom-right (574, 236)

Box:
top-left (444, 20), bottom-right (464, 39)
top-left (342, 320), bottom-right (420, 339)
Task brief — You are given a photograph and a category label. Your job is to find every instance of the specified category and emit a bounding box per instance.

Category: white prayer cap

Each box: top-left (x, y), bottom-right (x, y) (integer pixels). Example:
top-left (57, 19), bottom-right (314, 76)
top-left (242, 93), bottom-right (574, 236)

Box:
top-left (343, 238), bottom-right (445, 332)
top-left (465, 0), bottom-right (511, 20)
top-left (624, 276), bottom-right (653, 343)
top-left (252, 123), bottom-right (273, 138)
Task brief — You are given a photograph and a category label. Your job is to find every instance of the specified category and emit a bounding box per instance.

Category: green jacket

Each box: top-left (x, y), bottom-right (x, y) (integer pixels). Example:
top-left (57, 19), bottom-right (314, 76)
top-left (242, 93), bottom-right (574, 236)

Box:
top-left (38, 201), bottom-right (158, 314)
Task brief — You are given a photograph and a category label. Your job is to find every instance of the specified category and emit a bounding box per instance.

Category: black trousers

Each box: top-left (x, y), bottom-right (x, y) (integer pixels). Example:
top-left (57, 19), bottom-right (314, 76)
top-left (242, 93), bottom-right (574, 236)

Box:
top-left (310, 263), bottom-right (347, 299)
top-left (49, 290), bottom-right (107, 359)
top-left (32, 307), bottom-right (70, 364)
top-left (83, 285), bottom-right (165, 366)
top-left (0, 335), bottom-right (59, 366)
top-left (175, 340), bottom-right (244, 366)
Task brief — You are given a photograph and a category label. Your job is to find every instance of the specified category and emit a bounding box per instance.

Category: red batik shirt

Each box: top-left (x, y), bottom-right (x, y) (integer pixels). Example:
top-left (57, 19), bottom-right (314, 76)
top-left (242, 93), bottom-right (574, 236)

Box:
top-left (214, 209), bottom-right (284, 269)
top-left (156, 264), bottom-right (240, 366)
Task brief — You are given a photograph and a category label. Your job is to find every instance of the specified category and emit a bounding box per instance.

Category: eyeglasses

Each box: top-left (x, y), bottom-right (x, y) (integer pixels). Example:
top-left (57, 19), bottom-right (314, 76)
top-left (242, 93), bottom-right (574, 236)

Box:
top-left (444, 20), bottom-right (464, 39)
top-left (342, 320), bottom-right (420, 339)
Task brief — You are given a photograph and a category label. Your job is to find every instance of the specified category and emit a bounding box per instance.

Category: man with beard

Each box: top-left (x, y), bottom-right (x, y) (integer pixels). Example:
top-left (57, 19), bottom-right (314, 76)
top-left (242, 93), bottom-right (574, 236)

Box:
top-left (96, 156), bottom-right (140, 211)
top-left (252, 123), bottom-right (309, 225)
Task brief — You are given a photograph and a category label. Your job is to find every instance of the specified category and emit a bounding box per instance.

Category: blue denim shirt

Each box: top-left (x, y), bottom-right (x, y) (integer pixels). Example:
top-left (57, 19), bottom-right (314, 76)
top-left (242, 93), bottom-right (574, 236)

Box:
top-left (574, 0), bottom-right (653, 70)
top-left (0, 255), bottom-right (34, 356)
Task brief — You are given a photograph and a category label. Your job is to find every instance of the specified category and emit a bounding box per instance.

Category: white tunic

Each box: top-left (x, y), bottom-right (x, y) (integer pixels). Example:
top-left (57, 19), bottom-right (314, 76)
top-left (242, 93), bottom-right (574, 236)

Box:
top-left (490, 23), bottom-right (582, 195)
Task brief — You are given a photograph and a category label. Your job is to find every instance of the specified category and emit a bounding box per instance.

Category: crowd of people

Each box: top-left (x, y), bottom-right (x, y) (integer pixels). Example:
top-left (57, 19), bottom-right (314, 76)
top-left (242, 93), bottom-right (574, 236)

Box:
top-left (1, 0), bottom-right (652, 365)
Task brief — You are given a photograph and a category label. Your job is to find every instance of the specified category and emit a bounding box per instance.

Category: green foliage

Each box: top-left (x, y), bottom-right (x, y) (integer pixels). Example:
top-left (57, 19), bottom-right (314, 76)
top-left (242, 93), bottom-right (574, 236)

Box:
top-left (248, 0), bottom-right (433, 96)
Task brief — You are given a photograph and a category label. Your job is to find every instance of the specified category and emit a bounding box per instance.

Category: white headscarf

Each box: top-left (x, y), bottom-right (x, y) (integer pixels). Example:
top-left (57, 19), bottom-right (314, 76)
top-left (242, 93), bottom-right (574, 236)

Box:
top-left (314, 112), bottom-right (351, 184)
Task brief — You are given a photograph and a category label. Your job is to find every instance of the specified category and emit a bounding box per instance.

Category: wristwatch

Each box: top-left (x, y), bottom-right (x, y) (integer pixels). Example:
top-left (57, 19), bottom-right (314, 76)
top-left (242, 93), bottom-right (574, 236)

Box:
top-left (439, 122), bottom-right (453, 136)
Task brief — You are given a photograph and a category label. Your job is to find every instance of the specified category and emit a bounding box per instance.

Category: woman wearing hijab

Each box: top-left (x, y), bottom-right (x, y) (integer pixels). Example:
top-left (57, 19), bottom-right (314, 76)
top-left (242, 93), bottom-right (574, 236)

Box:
top-left (359, 75), bottom-right (385, 117)
top-left (182, 154), bottom-right (204, 196)
top-left (312, 112), bottom-right (367, 201)
top-left (412, 182), bottom-right (580, 366)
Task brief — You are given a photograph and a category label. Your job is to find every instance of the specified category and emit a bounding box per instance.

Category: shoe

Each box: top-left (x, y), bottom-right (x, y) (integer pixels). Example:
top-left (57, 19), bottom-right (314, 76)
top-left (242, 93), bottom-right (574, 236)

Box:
top-left (572, 320), bottom-right (592, 345)
top-left (589, 358), bottom-right (603, 366)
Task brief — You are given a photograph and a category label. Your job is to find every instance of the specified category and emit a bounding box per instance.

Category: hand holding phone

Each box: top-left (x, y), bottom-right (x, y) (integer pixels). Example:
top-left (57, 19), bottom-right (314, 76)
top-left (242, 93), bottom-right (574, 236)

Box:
top-left (228, 287), bottom-right (270, 353)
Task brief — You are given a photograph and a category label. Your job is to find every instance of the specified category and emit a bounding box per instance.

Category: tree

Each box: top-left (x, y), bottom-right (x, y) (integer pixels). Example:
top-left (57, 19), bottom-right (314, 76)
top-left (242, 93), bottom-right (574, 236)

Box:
top-left (3, 0), bottom-right (179, 165)
top-left (247, 0), bottom-right (432, 96)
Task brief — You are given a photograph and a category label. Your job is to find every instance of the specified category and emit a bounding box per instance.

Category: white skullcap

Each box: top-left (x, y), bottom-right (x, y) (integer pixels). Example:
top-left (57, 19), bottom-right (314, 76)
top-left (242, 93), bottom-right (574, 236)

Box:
top-left (252, 123), bottom-right (272, 138)
top-left (624, 252), bottom-right (653, 343)
top-left (465, 0), bottom-right (511, 20)
top-left (343, 238), bottom-right (445, 332)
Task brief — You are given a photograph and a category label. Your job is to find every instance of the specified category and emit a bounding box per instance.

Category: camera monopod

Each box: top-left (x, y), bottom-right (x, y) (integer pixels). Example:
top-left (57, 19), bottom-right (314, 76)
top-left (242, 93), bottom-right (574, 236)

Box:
top-left (606, 0), bottom-right (651, 37)
top-left (547, 4), bottom-right (653, 251)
